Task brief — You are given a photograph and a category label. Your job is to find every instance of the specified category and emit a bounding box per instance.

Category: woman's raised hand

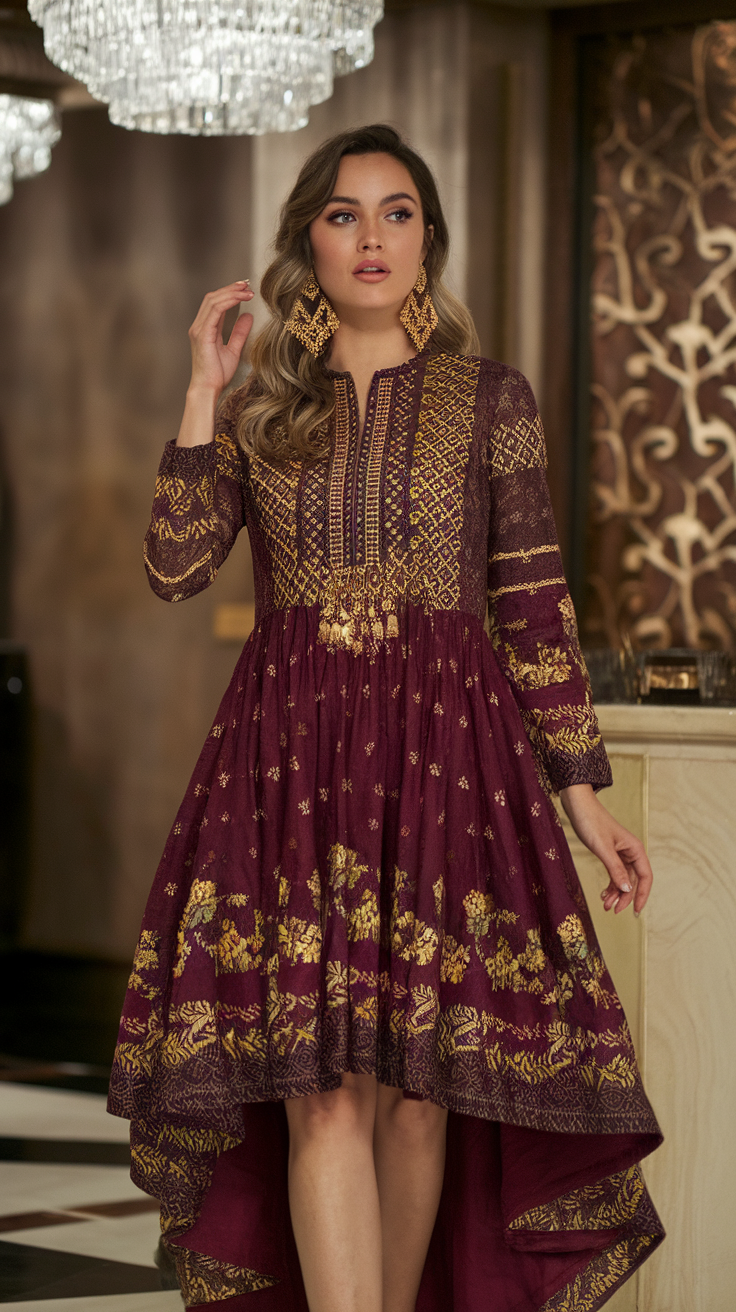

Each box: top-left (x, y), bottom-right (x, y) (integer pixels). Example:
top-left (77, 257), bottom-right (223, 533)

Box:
top-left (188, 280), bottom-right (255, 396)
top-left (176, 281), bottom-right (255, 448)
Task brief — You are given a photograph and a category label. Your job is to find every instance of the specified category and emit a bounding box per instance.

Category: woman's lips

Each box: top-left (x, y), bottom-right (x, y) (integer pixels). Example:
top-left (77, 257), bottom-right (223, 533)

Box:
top-left (353, 262), bottom-right (390, 282)
top-left (354, 270), bottom-right (390, 282)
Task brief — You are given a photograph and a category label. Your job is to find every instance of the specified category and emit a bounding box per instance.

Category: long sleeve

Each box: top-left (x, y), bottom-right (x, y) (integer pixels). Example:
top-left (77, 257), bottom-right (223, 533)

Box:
top-left (486, 369), bottom-right (612, 796)
top-left (143, 388), bottom-right (248, 602)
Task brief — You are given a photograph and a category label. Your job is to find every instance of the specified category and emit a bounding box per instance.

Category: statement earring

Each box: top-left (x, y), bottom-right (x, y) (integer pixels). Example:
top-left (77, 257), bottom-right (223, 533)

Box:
top-left (284, 270), bottom-right (340, 357)
top-left (400, 262), bottom-right (438, 353)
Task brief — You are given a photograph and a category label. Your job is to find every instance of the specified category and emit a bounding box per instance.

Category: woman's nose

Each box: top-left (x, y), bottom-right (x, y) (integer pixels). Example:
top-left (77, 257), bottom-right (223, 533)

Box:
top-left (358, 225), bottom-right (382, 251)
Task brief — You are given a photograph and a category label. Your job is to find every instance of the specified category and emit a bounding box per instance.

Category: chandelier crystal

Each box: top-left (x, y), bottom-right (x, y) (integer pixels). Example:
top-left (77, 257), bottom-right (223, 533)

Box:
top-left (28, 2), bottom-right (384, 136)
top-left (0, 94), bottom-right (61, 206)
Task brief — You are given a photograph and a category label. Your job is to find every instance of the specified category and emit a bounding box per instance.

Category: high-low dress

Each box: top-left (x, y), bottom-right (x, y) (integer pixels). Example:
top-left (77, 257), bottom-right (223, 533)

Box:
top-left (108, 351), bottom-right (664, 1311)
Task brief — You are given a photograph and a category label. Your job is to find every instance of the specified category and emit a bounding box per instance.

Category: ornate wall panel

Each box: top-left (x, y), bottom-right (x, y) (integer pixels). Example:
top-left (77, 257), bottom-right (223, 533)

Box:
top-left (586, 22), bottom-right (736, 650)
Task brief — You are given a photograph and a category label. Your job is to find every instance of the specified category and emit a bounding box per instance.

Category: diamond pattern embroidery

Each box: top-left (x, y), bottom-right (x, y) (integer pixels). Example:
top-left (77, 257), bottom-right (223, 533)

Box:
top-left (490, 414), bottom-right (546, 477)
top-left (408, 354), bottom-right (480, 611)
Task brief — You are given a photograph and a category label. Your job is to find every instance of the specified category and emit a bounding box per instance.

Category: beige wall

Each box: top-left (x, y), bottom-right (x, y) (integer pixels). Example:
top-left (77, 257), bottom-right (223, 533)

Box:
top-left (0, 111), bottom-right (256, 957)
top-left (0, 4), bottom-right (549, 960)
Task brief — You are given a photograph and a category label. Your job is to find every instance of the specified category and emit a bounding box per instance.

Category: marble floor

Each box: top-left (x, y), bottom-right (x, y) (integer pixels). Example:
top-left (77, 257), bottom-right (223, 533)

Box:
top-left (0, 1082), bottom-right (181, 1309)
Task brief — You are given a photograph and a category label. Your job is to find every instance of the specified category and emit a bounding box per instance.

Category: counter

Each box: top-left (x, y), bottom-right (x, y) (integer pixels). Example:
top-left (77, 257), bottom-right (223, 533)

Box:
top-left (556, 705), bottom-right (736, 1312)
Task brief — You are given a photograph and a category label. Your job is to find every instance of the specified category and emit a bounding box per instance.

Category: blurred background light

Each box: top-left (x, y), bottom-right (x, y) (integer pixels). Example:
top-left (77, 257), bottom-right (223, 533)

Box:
top-left (0, 92), bottom-right (60, 204)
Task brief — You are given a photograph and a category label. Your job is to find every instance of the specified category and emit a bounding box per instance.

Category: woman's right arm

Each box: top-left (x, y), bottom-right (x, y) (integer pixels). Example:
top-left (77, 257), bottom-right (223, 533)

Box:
top-left (143, 281), bottom-right (255, 602)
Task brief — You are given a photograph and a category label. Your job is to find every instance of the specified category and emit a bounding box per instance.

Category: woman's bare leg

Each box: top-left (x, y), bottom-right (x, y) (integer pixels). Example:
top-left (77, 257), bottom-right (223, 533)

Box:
top-left (285, 1073), bottom-right (382, 1312)
top-left (373, 1086), bottom-right (448, 1312)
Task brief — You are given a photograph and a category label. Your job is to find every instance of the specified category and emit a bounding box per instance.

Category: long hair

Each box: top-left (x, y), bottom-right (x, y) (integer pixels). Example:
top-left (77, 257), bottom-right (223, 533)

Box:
top-left (237, 124), bottom-right (480, 463)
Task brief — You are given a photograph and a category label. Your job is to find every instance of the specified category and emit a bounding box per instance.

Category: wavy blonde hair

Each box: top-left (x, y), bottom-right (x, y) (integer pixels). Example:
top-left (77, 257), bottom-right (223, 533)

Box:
top-left (237, 124), bottom-right (479, 462)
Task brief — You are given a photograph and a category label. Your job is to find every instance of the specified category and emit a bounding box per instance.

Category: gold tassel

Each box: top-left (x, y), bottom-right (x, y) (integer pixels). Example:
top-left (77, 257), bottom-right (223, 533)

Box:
top-left (316, 552), bottom-right (411, 657)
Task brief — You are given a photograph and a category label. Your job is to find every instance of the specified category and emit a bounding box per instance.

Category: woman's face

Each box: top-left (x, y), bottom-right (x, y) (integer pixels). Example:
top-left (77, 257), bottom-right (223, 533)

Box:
top-left (308, 152), bottom-right (431, 326)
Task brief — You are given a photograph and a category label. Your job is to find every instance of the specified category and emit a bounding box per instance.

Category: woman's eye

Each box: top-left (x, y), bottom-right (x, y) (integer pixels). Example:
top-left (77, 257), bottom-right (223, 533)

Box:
top-left (387, 208), bottom-right (413, 222)
top-left (327, 210), bottom-right (356, 224)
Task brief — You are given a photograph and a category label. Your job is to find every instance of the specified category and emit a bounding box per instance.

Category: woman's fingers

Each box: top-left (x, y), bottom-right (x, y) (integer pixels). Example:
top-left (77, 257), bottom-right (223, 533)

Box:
top-left (622, 839), bottom-right (653, 913)
top-left (600, 849), bottom-right (635, 913)
top-left (186, 282), bottom-right (256, 392)
top-left (189, 282), bottom-right (254, 340)
top-left (224, 310), bottom-right (254, 360)
top-left (599, 832), bottom-right (652, 915)
top-left (191, 293), bottom-right (254, 344)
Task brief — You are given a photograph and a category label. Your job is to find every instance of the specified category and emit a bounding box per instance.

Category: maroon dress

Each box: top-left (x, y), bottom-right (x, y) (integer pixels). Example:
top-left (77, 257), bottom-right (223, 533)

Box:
top-left (108, 352), bottom-right (663, 1310)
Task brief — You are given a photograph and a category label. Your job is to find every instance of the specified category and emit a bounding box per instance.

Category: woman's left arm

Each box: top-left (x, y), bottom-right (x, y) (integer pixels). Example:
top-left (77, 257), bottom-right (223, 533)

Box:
top-left (486, 367), bottom-right (612, 797)
top-left (486, 368), bottom-right (653, 915)
top-left (559, 783), bottom-right (653, 914)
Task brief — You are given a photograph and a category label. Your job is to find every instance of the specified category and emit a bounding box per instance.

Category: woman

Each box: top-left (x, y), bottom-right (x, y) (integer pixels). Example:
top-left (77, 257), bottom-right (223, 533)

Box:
top-left (109, 124), bottom-right (663, 1312)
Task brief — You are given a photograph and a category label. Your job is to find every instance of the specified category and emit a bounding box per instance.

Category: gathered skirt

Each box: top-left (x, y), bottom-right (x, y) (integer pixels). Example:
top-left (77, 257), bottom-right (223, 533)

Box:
top-left (108, 605), bottom-right (664, 1310)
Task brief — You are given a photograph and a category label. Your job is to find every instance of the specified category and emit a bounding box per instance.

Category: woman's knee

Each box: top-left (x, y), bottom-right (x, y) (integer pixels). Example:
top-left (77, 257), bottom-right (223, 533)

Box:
top-left (285, 1072), bottom-right (377, 1144)
top-left (376, 1090), bottom-right (448, 1147)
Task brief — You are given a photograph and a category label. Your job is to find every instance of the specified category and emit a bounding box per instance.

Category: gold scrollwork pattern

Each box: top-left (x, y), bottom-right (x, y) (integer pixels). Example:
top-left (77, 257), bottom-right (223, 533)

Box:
top-left (588, 22), bottom-right (736, 649)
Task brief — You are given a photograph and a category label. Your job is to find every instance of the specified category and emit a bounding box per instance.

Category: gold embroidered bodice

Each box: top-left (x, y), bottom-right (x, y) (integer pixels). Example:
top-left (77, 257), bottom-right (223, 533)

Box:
top-left (143, 352), bottom-right (611, 794)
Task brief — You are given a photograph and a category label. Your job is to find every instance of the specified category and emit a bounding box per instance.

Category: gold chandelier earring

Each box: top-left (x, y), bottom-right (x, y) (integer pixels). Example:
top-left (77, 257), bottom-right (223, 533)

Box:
top-left (284, 270), bottom-right (340, 357)
top-left (400, 262), bottom-right (439, 353)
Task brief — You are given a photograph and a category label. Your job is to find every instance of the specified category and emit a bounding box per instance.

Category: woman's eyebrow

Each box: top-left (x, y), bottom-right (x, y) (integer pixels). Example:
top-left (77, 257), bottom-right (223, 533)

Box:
top-left (324, 192), bottom-right (416, 206)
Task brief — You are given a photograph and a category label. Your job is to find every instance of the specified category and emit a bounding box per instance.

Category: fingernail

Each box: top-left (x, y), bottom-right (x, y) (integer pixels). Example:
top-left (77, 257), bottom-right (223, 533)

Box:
top-left (634, 911), bottom-right (640, 918)
top-left (621, 883), bottom-right (632, 893)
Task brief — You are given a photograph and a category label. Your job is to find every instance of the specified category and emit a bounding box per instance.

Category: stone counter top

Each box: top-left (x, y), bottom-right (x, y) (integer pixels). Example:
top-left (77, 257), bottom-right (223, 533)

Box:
top-left (595, 702), bottom-right (736, 746)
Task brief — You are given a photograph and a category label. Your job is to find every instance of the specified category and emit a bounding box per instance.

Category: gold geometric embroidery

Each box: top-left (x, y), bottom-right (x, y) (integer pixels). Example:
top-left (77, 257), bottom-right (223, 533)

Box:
top-left (364, 376), bottom-right (394, 565)
top-left (409, 354), bottom-right (480, 611)
top-left (383, 367), bottom-right (415, 560)
top-left (249, 454), bottom-right (305, 609)
top-left (328, 377), bottom-right (351, 569)
top-left (490, 412), bottom-right (546, 476)
top-left (144, 430), bottom-right (242, 591)
top-left (317, 374), bottom-right (400, 653)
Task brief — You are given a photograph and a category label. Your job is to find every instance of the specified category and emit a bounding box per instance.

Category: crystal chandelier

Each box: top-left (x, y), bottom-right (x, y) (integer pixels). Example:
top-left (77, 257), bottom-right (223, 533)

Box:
top-left (0, 94), bottom-right (61, 206)
top-left (28, 2), bottom-right (384, 136)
